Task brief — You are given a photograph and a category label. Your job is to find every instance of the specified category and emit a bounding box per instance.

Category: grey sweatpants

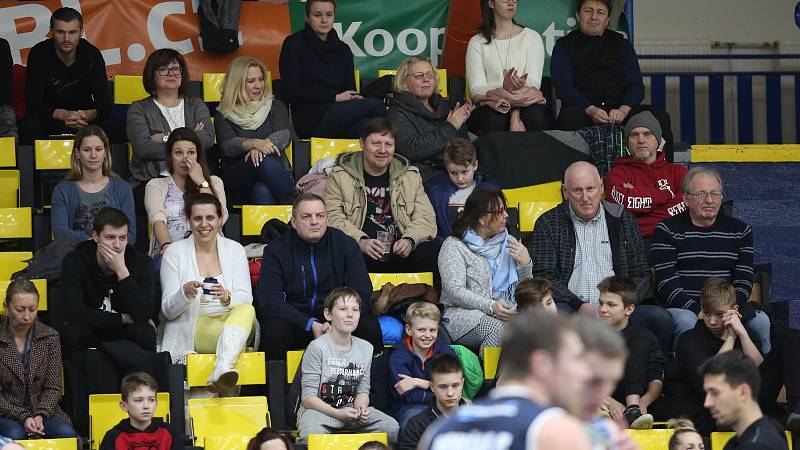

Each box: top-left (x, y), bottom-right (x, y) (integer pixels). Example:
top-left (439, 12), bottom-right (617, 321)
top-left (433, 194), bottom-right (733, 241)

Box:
top-left (297, 407), bottom-right (399, 443)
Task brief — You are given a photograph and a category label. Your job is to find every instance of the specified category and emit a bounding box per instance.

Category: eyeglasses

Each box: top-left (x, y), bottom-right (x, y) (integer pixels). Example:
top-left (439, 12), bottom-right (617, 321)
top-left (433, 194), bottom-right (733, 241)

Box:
top-left (157, 66), bottom-right (182, 76)
top-left (686, 191), bottom-right (723, 200)
top-left (485, 207), bottom-right (507, 216)
top-left (407, 71), bottom-right (435, 81)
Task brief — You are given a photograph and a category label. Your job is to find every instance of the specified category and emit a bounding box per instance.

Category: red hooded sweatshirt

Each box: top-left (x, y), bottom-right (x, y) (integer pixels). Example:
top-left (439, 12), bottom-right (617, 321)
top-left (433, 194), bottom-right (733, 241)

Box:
top-left (605, 152), bottom-right (688, 237)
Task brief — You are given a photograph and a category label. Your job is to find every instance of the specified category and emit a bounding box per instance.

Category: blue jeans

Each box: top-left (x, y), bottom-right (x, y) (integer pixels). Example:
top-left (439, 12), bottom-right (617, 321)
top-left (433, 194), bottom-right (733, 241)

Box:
top-left (0, 416), bottom-right (77, 440)
top-left (224, 156), bottom-right (295, 205)
top-left (669, 308), bottom-right (772, 354)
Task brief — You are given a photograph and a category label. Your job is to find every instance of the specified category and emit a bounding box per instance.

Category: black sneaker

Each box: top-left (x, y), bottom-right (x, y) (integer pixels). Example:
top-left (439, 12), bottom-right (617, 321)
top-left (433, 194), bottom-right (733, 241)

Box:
top-left (623, 405), bottom-right (654, 430)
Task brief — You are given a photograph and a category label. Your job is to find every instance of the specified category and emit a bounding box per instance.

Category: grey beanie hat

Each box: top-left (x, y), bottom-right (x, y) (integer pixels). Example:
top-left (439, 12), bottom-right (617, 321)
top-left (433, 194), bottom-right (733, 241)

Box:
top-left (625, 111), bottom-right (662, 144)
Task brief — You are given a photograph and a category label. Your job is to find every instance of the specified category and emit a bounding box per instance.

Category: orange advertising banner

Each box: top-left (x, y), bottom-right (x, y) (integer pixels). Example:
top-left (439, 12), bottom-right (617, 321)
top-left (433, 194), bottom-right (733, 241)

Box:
top-left (0, 0), bottom-right (292, 78)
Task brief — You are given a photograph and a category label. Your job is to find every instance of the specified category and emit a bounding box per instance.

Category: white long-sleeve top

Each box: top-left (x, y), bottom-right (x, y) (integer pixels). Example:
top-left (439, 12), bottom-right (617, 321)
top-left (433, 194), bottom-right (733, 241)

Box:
top-left (157, 234), bottom-right (253, 364)
top-left (465, 27), bottom-right (546, 97)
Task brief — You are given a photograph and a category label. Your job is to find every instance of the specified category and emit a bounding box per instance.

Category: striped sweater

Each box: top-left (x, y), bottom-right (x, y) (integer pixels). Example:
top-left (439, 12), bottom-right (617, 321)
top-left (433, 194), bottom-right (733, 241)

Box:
top-left (650, 212), bottom-right (754, 316)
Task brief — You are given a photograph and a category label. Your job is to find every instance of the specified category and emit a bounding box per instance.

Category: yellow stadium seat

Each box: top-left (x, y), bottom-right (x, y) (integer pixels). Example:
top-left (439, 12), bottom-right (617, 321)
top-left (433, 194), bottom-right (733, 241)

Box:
top-left (483, 346), bottom-right (502, 380)
top-left (186, 351), bottom-right (266, 387)
top-left (18, 438), bottom-right (79, 450)
top-left (203, 434), bottom-right (252, 450)
top-left (113, 75), bottom-right (149, 105)
top-left (241, 205), bottom-right (293, 236)
top-left (285, 140), bottom-right (293, 168)
top-left (89, 393), bottom-right (170, 450)
top-left (0, 207), bottom-right (32, 239)
top-left (502, 180), bottom-right (563, 208)
top-left (0, 251), bottom-right (32, 279)
top-left (378, 68), bottom-right (448, 97)
top-left (203, 71), bottom-right (273, 103)
top-left (0, 278), bottom-right (48, 312)
top-left (465, 78), bottom-right (472, 101)
top-left (369, 272), bottom-right (434, 290)
top-left (308, 432), bottom-right (388, 450)
top-left (626, 429), bottom-right (674, 450)
top-left (188, 396), bottom-right (269, 447)
top-left (0, 169), bottom-right (20, 208)
top-left (710, 431), bottom-right (793, 449)
top-left (0, 137), bottom-right (16, 167)
top-left (35, 139), bottom-right (73, 171)
top-left (354, 69), bottom-right (361, 93)
top-left (518, 201), bottom-right (560, 232)
top-left (309, 137), bottom-right (360, 166)
top-left (287, 350), bottom-right (304, 384)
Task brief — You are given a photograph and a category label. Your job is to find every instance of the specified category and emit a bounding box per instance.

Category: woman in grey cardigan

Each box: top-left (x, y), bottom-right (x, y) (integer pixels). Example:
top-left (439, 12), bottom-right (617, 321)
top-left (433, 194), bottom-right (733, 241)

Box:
top-left (126, 49), bottom-right (215, 208)
top-left (438, 188), bottom-right (532, 358)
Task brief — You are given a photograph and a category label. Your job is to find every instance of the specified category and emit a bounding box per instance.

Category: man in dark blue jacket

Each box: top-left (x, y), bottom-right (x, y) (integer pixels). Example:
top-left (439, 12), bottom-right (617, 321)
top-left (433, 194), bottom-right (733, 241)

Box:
top-left (257, 193), bottom-right (382, 361)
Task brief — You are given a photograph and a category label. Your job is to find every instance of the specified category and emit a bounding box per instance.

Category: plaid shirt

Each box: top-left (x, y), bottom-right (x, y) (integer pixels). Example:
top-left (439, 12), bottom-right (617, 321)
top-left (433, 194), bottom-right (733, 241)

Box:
top-left (528, 201), bottom-right (650, 311)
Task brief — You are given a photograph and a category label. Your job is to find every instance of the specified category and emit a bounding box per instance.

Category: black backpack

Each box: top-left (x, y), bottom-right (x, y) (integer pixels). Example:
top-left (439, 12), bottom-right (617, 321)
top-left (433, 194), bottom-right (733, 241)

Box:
top-left (198, 0), bottom-right (241, 54)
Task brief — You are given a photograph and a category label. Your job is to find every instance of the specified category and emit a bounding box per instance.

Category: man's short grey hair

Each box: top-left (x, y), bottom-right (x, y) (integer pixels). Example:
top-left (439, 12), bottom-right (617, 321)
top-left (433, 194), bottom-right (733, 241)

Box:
top-left (682, 166), bottom-right (723, 194)
top-left (575, 316), bottom-right (628, 361)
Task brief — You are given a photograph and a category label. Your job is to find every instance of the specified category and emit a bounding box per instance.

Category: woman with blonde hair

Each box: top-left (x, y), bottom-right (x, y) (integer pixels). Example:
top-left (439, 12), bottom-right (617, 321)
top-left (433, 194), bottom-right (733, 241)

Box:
top-left (667, 418), bottom-right (705, 450)
top-left (215, 56), bottom-right (295, 205)
top-left (387, 56), bottom-right (471, 183)
top-left (51, 124), bottom-right (136, 243)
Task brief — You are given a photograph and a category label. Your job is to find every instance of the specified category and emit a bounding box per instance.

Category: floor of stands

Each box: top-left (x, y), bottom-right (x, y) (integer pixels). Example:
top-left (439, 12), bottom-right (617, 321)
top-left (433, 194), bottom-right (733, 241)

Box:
top-left (704, 162), bottom-right (800, 328)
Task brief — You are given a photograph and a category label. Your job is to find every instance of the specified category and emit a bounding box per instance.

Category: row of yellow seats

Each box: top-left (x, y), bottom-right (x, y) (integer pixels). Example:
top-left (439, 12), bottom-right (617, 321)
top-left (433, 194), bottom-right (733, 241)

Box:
top-left (627, 429), bottom-right (793, 450)
top-left (114, 69), bottom-right (366, 105)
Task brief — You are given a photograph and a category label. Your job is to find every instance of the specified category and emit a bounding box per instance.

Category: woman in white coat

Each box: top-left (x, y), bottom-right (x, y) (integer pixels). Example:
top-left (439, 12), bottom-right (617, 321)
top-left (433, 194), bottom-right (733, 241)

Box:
top-left (158, 193), bottom-right (254, 392)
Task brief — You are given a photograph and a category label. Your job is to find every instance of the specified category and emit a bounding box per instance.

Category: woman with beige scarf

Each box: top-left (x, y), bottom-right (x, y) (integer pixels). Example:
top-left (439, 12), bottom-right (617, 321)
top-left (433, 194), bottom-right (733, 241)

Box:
top-left (215, 56), bottom-right (296, 205)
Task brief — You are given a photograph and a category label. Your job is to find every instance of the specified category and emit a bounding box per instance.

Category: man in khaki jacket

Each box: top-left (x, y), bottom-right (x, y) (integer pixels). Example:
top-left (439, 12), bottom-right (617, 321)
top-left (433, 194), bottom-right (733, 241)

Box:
top-left (324, 117), bottom-right (439, 274)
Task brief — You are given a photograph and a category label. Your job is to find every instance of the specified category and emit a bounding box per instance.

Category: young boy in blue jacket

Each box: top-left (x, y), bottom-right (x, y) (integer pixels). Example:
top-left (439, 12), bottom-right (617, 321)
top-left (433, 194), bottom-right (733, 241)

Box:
top-left (426, 138), bottom-right (497, 243)
top-left (389, 302), bottom-right (456, 428)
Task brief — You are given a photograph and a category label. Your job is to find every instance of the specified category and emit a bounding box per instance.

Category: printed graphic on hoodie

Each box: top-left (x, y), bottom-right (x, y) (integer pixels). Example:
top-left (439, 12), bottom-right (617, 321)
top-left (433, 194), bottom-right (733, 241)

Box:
top-left (319, 358), bottom-right (368, 408)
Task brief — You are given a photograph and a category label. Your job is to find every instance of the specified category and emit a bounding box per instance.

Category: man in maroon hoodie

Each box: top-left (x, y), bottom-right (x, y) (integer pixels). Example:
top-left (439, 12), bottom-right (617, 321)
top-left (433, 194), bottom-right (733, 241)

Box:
top-left (605, 111), bottom-right (687, 245)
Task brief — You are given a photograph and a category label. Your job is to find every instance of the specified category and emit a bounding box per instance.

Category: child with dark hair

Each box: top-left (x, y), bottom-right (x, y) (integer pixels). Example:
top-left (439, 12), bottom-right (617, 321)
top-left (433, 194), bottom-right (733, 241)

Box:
top-left (99, 372), bottom-right (182, 450)
top-left (597, 275), bottom-right (663, 430)
top-left (396, 353), bottom-right (465, 450)
top-left (515, 277), bottom-right (556, 314)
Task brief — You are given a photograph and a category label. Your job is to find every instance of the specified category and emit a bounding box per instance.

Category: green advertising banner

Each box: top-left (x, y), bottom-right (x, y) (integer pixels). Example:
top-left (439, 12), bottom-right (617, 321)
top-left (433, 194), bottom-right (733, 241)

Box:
top-left (289, 0), bottom-right (450, 78)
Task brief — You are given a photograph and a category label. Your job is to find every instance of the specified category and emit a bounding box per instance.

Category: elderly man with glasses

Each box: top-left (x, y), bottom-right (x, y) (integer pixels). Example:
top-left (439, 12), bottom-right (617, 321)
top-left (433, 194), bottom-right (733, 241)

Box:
top-left (650, 167), bottom-right (772, 354)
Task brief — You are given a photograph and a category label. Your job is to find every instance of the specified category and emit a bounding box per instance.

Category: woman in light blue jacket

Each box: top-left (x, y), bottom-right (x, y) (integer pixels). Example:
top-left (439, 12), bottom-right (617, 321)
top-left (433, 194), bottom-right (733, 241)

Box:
top-left (51, 125), bottom-right (136, 243)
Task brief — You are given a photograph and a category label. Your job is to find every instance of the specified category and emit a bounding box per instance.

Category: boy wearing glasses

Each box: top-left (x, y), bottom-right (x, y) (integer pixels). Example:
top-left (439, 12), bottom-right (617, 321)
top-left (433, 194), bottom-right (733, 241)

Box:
top-left (650, 167), bottom-right (771, 353)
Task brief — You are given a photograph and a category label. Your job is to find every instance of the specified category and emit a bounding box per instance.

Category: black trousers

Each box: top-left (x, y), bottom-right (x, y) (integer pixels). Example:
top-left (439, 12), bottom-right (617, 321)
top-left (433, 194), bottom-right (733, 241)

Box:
top-left (467, 103), bottom-right (553, 136)
top-left (759, 326), bottom-right (800, 414)
top-left (61, 321), bottom-right (157, 356)
top-left (362, 240), bottom-right (441, 275)
top-left (556, 103), bottom-right (674, 162)
top-left (259, 313), bottom-right (384, 362)
top-left (19, 114), bottom-right (125, 145)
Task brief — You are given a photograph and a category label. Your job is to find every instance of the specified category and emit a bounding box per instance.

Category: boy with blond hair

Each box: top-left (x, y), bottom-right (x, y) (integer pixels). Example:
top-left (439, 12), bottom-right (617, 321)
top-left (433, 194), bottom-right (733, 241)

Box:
top-left (597, 276), bottom-right (663, 430)
top-left (297, 288), bottom-right (399, 442)
top-left (427, 138), bottom-right (497, 243)
top-left (389, 302), bottom-right (456, 428)
top-left (100, 372), bottom-right (181, 450)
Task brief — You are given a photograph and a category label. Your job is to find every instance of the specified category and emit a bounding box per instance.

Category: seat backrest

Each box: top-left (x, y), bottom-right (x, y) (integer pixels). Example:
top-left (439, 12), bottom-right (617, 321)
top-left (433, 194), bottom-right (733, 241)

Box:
top-left (309, 138), bottom-right (360, 166)
top-left (308, 432), bottom-right (388, 450)
top-left (483, 346), bottom-right (502, 380)
top-left (0, 137), bottom-right (16, 167)
top-left (518, 201), bottom-right (560, 232)
top-left (203, 434), bottom-right (252, 450)
top-left (378, 68), bottom-right (448, 97)
top-left (186, 352), bottom-right (266, 387)
top-left (89, 392), bottom-right (170, 450)
top-left (113, 75), bottom-right (149, 105)
top-left (17, 438), bottom-right (79, 449)
top-left (502, 180), bottom-right (563, 208)
top-left (287, 350), bottom-right (304, 384)
top-left (188, 396), bottom-right (269, 447)
top-left (203, 71), bottom-right (273, 103)
top-left (626, 429), bottom-right (674, 450)
top-left (35, 139), bottom-right (73, 171)
top-left (0, 169), bottom-right (20, 208)
top-left (369, 272), bottom-right (434, 290)
top-left (0, 278), bottom-right (48, 312)
top-left (0, 207), bottom-right (32, 239)
top-left (0, 251), bottom-right (33, 279)
top-left (241, 205), bottom-right (293, 236)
